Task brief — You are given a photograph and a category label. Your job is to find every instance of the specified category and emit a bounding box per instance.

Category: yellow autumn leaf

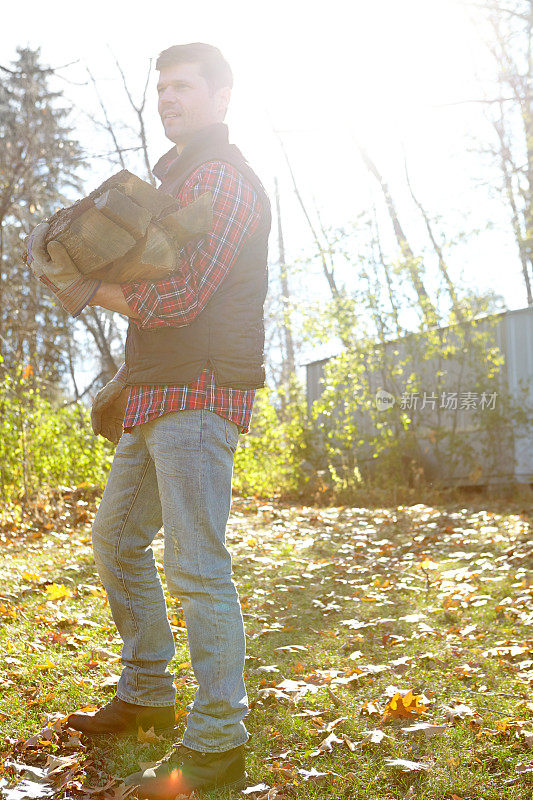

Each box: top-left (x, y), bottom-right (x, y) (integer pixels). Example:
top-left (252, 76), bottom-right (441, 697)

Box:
top-left (36, 658), bottom-right (57, 671)
top-left (85, 584), bottom-right (107, 597)
top-left (46, 584), bottom-right (73, 601)
top-left (23, 571), bottom-right (41, 581)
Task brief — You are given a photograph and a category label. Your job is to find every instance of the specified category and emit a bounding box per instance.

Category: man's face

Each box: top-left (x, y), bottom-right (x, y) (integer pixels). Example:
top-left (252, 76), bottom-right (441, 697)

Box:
top-left (157, 62), bottom-right (230, 149)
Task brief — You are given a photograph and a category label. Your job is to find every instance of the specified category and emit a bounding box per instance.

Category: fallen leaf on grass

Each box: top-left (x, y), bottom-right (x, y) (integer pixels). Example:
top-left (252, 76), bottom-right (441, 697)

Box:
top-left (325, 685), bottom-right (343, 705)
top-left (517, 725), bottom-right (533, 749)
top-left (257, 790), bottom-right (282, 800)
top-left (91, 647), bottom-right (121, 662)
top-left (22, 732), bottom-right (55, 748)
top-left (264, 750), bottom-right (292, 761)
top-left (296, 766), bottom-right (332, 781)
top-left (45, 583), bottom-right (73, 601)
top-left (137, 726), bottom-right (164, 744)
top-left (101, 782), bottom-right (137, 800)
top-left (484, 644), bottom-right (531, 659)
top-left (360, 728), bottom-right (393, 746)
top-left (360, 700), bottom-right (382, 717)
top-left (515, 699), bottom-right (533, 714)
top-left (81, 778), bottom-right (116, 794)
top-left (308, 731), bottom-right (343, 756)
top-left (515, 761), bottom-right (533, 774)
top-left (390, 656), bottom-right (413, 675)
top-left (258, 678), bottom-right (320, 704)
top-left (45, 753), bottom-right (80, 775)
top-left (401, 722), bottom-right (449, 738)
top-left (100, 674), bottom-right (121, 689)
top-left (66, 705), bottom-right (98, 718)
top-left (384, 758), bottom-right (430, 772)
top-left (453, 662), bottom-right (481, 679)
top-left (444, 702), bottom-right (482, 725)
top-left (307, 714), bottom-right (351, 733)
top-left (338, 732), bottom-right (357, 751)
top-left (65, 733), bottom-right (84, 749)
top-left (382, 689), bottom-right (429, 722)
top-left (35, 658), bottom-right (58, 672)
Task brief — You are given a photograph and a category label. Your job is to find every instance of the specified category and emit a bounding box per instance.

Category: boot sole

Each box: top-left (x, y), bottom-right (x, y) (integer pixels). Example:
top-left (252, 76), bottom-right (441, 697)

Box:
top-left (74, 723), bottom-right (179, 738)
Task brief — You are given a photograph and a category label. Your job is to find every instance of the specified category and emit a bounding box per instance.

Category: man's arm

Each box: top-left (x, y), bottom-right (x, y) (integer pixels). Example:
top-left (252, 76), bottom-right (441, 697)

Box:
top-left (117, 161), bottom-right (262, 330)
top-left (88, 283), bottom-right (141, 319)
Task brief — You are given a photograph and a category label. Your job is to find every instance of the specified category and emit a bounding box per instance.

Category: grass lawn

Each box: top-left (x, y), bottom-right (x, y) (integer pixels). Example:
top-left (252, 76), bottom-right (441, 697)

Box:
top-left (0, 484), bottom-right (532, 799)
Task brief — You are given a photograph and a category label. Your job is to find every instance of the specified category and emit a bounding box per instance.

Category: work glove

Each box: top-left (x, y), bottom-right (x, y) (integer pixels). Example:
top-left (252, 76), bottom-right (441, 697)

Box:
top-left (91, 379), bottom-right (130, 445)
top-left (25, 222), bottom-right (101, 317)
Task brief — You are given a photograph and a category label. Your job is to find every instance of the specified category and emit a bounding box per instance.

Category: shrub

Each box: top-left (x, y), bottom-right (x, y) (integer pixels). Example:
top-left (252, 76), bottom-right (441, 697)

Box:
top-left (0, 361), bottom-right (114, 503)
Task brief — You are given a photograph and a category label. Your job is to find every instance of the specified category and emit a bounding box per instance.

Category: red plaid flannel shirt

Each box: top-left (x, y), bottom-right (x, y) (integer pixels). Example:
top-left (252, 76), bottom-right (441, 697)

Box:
top-left (113, 159), bottom-right (263, 435)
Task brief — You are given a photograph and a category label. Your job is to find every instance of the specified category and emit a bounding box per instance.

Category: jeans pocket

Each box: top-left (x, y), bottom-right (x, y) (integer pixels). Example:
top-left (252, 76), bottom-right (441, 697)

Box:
top-left (224, 417), bottom-right (240, 453)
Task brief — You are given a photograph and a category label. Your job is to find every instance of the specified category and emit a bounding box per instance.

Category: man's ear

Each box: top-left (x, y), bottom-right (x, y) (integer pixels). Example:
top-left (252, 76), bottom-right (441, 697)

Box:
top-left (216, 86), bottom-right (231, 119)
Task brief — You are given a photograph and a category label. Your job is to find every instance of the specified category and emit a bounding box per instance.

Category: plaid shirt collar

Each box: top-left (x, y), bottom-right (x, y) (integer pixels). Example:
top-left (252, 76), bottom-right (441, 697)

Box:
top-left (152, 122), bottom-right (230, 182)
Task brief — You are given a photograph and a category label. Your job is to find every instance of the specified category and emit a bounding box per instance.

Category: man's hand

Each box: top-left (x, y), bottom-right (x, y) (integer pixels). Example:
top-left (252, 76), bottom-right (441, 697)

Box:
top-left (91, 380), bottom-right (130, 445)
top-left (25, 222), bottom-right (101, 317)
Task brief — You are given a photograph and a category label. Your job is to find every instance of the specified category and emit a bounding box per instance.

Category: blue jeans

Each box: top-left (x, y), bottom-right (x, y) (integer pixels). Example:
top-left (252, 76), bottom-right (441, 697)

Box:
top-left (91, 408), bottom-right (249, 753)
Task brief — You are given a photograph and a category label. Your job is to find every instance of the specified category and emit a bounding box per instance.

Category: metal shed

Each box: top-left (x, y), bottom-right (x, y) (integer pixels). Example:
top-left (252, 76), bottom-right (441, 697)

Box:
top-left (304, 307), bottom-right (533, 485)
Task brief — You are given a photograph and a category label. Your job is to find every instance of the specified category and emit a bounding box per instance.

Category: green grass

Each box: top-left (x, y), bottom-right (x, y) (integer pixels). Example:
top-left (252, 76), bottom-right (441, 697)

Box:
top-left (0, 485), bottom-right (532, 799)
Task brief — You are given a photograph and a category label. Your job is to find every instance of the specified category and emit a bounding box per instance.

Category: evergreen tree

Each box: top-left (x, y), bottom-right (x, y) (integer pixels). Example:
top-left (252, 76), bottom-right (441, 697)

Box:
top-left (0, 47), bottom-right (84, 390)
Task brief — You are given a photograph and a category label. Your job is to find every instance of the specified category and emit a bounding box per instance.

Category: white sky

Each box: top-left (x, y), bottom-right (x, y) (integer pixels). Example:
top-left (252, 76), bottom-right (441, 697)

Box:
top-left (3, 0), bottom-right (527, 371)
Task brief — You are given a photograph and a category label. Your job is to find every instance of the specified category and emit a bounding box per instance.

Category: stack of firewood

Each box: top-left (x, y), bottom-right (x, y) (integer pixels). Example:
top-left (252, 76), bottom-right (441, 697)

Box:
top-left (23, 170), bottom-right (212, 282)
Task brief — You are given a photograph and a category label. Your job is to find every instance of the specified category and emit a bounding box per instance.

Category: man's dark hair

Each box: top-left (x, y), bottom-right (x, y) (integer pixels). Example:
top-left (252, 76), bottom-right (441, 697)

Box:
top-left (156, 43), bottom-right (233, 95)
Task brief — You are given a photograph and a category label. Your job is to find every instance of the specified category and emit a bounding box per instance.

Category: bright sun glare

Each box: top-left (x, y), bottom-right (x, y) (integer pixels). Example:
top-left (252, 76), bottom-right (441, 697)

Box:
top-left (4, 0), bottom-right (524, 311)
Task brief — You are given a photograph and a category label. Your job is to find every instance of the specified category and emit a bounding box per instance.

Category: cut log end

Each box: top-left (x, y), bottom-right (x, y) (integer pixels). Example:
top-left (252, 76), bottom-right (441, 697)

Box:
top-left (23, 171), bottom-right (214, 281)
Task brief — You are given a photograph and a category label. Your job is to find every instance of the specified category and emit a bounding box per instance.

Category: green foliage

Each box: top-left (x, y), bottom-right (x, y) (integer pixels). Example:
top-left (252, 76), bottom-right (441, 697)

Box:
top-left (0, 361), bottom-right (113, 503)
top-left (233, 375), bottom-right (309, 498)
top-left (250, 187), bottom-right (533, 499)
top-left (238, 309), bottom-right (530, 500)
top-left (308, 310), bottom-right (529, 493)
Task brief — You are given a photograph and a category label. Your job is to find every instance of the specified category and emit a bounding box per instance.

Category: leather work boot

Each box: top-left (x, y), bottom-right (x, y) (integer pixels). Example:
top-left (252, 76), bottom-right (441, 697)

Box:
top-left (123, 741), bottom-right (248, 797)
top-left (67, 695), bottom-right (176, 735)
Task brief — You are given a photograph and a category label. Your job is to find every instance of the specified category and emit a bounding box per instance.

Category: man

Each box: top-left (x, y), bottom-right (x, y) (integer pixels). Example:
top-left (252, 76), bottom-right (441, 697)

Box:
top-left (26, 43), bottom-right (271, 797)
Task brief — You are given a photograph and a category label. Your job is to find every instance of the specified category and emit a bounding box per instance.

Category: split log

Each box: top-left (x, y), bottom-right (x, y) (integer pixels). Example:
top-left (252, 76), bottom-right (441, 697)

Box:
top-left (91, 224), bottom-right (176, 282)
top-left (157, 191), bottom-right (213, 240)
top-left (44, 207), bottom-right (137, 274)
top-left (94, 188), bottom-right (152, 239)
top-left (89, 192), bottom-right (214, 283)
top-left (22, 170), bottom-right (213, 282)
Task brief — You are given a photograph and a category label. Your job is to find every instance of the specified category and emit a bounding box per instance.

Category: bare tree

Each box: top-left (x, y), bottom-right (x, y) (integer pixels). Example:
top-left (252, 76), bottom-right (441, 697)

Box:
top-left (276, 133), bottom-right (340, 299)
top-left (359, 147), bottom-right (440, 329)
top-left (274, 177), bottom-right (295, 384)
top-left (275, 133), bottom-right (357, 349)
top-left (403, 157), bottom-right (465, 322)
top-left (466, 0), bottom-right (533, 304)
top-left (112, 54), bottom-right (155, 185)
top-left (73, 56), bottom-right (156, 386)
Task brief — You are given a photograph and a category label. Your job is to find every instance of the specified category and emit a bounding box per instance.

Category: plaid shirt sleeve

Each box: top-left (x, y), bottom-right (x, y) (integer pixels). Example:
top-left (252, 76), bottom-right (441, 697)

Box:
top-left (114, 362), bottom-right (128, 383)
top-left (120, 161), bottom-right (262, 329)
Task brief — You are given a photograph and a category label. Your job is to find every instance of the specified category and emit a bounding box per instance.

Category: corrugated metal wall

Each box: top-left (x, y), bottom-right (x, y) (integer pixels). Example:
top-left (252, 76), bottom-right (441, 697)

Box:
top-left (500, 308), bottom-right (533, 482)
top-left (304, 307), bottom-right (533, 485)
